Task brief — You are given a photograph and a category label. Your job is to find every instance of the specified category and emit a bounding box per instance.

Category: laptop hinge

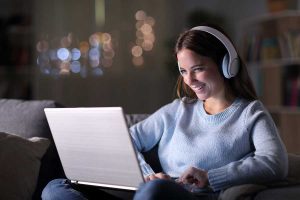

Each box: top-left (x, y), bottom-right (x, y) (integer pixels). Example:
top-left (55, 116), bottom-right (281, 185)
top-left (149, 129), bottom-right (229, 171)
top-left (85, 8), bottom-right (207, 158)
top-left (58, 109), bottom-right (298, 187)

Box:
top-left (70, 180), bottom-right (79, 184)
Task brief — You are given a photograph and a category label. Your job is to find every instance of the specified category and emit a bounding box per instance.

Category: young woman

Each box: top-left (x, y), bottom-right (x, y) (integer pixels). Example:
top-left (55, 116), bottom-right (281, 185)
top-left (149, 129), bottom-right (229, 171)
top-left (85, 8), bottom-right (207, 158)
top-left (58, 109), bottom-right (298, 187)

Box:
top-left (42, 25), bottom-right (288, 200)
top-left (132, 25), bottom-right (288, 200)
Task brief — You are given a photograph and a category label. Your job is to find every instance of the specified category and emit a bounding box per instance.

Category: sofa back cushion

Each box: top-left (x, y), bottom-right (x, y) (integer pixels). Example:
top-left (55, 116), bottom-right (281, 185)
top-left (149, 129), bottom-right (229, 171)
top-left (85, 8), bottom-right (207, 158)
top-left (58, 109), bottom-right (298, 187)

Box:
top-left (0, 99), bottom-right (65, 199)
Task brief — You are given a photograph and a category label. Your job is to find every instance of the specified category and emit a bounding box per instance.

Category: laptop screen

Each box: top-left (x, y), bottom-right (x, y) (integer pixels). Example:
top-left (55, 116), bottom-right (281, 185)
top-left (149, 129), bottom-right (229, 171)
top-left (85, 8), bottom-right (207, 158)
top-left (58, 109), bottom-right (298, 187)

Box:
top-left (44, 107), bottom-right (144, 190)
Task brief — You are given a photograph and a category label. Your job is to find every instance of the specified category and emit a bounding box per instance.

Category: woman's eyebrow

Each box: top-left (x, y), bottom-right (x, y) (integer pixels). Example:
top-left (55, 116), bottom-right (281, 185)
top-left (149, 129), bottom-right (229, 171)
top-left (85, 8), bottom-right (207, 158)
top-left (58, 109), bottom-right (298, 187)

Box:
top-left (179, 63), bottom-right (204, 70)
top-left (190, 64), bottom-right (204, 69)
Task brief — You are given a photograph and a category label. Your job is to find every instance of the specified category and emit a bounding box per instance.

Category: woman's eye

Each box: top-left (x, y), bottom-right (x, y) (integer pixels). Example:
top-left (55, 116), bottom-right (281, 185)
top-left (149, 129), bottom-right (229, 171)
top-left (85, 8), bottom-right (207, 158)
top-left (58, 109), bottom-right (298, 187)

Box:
top-left (180, 70), bottom-right (187, 75)
top-left (194, 67), bottom-right (204, 72)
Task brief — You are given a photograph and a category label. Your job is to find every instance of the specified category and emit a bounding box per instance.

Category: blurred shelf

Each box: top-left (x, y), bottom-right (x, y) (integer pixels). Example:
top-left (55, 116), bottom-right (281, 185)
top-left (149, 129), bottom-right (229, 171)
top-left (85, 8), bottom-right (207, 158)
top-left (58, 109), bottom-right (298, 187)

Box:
top-left (241, 11), bottom-right (300, 154)
top-left (247, 58), bottom-right (300, 68)
top-left (267, 106), bottom-right (300, 114)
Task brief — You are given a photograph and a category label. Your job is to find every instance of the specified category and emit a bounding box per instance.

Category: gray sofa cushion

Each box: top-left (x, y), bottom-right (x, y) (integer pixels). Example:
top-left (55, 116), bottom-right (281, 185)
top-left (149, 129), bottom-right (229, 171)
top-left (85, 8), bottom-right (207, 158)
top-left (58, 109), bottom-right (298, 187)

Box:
top-left (254, 185), bottom-right (300, 200)
top-left (0, 99), bottom-right (60, 138)
top-left (0, 99), bottom-right (65, 200)
top-left (0, 132), bottom-right (50, 200)
top-left (125, 114), bottom-right (150, 127)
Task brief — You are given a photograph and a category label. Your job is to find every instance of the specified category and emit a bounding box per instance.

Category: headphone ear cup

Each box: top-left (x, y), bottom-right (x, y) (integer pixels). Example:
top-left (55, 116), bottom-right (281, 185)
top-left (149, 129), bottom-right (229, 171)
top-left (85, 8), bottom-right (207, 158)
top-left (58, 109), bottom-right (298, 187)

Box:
top-left (222, 53), bottom-right (230, 79)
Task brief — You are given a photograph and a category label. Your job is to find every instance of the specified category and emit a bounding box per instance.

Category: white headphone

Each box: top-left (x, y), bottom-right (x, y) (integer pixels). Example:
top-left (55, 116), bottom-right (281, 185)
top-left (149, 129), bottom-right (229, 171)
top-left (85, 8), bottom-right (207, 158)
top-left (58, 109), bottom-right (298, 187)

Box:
top-left (180, 26), bottom-right (240, 79)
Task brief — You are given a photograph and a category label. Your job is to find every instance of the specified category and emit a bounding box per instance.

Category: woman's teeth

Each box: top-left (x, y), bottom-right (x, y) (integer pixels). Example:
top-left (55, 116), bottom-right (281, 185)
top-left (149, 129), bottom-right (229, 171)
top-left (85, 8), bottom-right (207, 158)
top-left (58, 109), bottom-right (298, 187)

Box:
top-left (192, 83), bottom-right (205, 90)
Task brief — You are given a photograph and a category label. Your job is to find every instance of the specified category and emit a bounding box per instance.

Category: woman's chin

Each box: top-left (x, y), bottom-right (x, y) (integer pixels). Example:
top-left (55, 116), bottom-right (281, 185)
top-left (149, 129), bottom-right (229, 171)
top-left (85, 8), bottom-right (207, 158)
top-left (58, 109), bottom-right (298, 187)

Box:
top-left (195, 94), bottom-right (209, 101)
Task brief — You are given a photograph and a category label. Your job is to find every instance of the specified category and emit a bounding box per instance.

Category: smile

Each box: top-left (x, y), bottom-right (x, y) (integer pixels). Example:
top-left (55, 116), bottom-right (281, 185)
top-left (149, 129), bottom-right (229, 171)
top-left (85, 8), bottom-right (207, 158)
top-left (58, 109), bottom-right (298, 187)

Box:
top-left (191, 83), bottom-right (205, 91)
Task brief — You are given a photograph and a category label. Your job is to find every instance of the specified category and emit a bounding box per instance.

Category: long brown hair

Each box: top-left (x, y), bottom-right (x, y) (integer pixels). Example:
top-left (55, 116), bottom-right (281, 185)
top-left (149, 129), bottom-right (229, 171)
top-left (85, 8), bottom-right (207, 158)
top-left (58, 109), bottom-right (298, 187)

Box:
top-left (175, 25), bottom-right (258, 101)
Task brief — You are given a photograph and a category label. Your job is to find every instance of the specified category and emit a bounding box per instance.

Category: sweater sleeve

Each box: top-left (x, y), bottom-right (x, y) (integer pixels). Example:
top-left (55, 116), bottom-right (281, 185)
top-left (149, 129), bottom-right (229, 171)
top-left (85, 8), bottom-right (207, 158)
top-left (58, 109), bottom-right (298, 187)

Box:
top-left (208, 101), bottom-right (288, 191)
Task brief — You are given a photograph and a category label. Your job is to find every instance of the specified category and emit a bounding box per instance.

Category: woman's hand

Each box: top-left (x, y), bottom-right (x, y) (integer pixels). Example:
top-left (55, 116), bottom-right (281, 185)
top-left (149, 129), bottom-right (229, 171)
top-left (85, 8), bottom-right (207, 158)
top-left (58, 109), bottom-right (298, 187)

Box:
top-left (145, 172), bottom-right (171, 182)
top-left (178, 167), bottom-right (209, 188)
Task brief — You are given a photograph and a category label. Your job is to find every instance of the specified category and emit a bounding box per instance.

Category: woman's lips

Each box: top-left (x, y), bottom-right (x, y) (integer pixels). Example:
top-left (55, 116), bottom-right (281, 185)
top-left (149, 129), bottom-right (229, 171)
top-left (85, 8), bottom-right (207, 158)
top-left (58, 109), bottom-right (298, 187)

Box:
top-left (191, 83), bottom-right (205, 92)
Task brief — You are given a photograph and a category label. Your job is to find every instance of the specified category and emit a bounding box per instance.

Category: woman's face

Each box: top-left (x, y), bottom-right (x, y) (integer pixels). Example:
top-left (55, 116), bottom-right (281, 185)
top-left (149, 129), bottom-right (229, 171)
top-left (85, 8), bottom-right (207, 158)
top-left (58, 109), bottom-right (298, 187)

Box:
top-left (177, 48), bottom-right (225, 101)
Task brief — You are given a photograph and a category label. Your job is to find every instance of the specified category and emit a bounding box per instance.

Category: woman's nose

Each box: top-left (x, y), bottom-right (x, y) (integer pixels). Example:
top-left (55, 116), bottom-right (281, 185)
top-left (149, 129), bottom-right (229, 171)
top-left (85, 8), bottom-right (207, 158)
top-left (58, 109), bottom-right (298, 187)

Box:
top-left (185, 72), bottom-right (195, 85)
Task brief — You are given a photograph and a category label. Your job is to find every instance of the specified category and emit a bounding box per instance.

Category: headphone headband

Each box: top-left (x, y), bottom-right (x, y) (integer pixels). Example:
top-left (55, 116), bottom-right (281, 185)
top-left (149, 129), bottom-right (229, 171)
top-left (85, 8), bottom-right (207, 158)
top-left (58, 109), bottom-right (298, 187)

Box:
top-left (190, 26), bottom-right (239, 78)
top-left (191, 26), bottom-right (237, 63)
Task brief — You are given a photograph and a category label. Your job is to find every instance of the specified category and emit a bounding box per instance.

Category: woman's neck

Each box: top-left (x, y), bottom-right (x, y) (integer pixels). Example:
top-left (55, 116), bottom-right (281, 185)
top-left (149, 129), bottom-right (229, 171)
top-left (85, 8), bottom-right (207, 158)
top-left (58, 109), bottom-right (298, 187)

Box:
top-left (203, 95), bottom-right (236, 115)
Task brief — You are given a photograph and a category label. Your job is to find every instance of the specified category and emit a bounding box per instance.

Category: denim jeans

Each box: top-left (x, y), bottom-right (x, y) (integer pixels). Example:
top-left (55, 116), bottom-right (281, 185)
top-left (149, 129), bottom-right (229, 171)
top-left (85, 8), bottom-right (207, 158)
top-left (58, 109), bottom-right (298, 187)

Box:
top-left (42, 178), bottom-right (219, 200)
top-left (134, 179), bottom-right (219, 200)
top-left (41, 179), bottom-right (133, 200)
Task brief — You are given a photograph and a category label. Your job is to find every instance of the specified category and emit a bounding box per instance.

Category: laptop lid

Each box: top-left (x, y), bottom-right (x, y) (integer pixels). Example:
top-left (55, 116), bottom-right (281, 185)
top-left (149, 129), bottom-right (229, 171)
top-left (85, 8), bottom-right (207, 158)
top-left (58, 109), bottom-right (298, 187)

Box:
top-left (44, 107), bottom-right (145, 190)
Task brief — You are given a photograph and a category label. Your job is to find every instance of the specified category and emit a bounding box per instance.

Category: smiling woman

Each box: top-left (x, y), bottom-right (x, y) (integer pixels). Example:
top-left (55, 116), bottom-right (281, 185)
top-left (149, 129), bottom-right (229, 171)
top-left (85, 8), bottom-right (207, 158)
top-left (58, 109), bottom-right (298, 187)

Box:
top-left (131, 24), bottom-right (288, 200)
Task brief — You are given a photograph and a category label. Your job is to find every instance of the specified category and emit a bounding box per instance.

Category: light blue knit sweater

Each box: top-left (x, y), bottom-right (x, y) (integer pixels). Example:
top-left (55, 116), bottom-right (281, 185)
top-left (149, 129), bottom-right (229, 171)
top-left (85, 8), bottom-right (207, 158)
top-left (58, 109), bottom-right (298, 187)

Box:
top-left (129, 97), bottom-right (288, 191)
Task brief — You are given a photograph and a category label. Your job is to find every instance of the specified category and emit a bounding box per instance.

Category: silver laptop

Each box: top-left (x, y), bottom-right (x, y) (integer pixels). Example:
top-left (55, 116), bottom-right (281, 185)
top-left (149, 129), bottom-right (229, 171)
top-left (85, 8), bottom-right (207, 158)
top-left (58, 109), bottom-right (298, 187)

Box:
top-left (44, 107), bottom-right (145, 191)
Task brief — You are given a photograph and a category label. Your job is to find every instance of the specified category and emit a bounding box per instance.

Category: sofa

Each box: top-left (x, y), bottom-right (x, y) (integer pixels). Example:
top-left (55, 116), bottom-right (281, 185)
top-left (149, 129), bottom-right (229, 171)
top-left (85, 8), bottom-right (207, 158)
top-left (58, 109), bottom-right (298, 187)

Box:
top-left (0, 99), bottom-right (299, 200)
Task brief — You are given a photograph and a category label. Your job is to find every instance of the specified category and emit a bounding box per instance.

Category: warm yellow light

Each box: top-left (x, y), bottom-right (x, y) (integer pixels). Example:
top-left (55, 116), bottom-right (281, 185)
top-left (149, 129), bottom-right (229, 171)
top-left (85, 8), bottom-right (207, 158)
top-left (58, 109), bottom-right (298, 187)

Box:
top-left (131, 45), bottom-right (143, 57)
top-left (132, 56), bottom-right (144, 66)
top-left (103, 42), bottom-right (113, 52)
top-left (103, 50), bottom-right (115, 59)
top-left (89, 34), bottom-right (100, 47)
top-left (135, 21), bottom-right (144, 30)
top-left (79, 41), bottom-right (90, 54)
top-left (135, 10), bottom-right (146, 21)
top-left (142, 40), bottom-right (153, 51)
top-left (143, 33), bottom-right (155, 42)
top-left (136, 30), bottom-right (144, 39)
top-left (102, 33), bottom-right (111, 43)
top-left (61, 36), bottom-right (71, 48)
top-left (145, 16), bottom-right (155, 26)
top-left (59, 62), bottom-right (71, 75)
top-left (140, 24), bottom-right (152, 35)
top-left (135, 38), bottom-right (144, 46)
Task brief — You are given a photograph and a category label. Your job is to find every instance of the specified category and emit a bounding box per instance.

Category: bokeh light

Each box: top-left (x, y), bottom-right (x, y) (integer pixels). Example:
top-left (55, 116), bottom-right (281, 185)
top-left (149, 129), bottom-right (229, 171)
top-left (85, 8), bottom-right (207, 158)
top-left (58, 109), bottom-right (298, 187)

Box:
top-left (36, 31), bottom-right (115, 77)
top-left (57, 48), bottom-right (71, 61)
top-left (71, 48), bottom-right (81, 60)
top-left (140, 24), bottom-right (152, 35)
top-left (36, 40), bottom-right (49, 53)
top-left (142, 40), bottom-right (154, 51)
top-left (131, 45), bottom-right (143, 57)
top-left (59, 62), bottom-right (71, 75)
top-left (60, 36), bottom-right (72, 48)
top-left (132, 10), bottom-right (155, 67)
top-left (70, 61), bottom-right (81, 73)
top-left (79, 41), bottom-right (90, 54)
top-left (89, 34), bottom-right (100, 47)
top-left (102, 33), bottom-right (111, 43)
top-left (132, 56), bottom-right (144, 66)
top-left (103, 50), bottom-right (115, 59)
top-left (145, 16), bottom-right (155, 26)
top-left (135, 10), bottom-right (146, 21)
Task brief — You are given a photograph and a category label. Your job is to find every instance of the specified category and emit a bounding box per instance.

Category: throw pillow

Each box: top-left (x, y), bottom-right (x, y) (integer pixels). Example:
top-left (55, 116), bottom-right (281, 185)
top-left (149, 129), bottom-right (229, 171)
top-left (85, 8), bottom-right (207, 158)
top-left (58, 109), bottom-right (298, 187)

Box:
top-left (0, 132), bottom-right (50, 200)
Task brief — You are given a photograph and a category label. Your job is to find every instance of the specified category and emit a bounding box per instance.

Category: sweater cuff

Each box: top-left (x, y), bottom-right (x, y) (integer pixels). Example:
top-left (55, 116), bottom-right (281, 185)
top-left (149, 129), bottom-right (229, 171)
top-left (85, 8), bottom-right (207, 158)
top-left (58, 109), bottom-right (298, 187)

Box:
top-left (141, 163), bottom-right (155, 177)
top-left (208, 167), bottom-right (229, 191)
